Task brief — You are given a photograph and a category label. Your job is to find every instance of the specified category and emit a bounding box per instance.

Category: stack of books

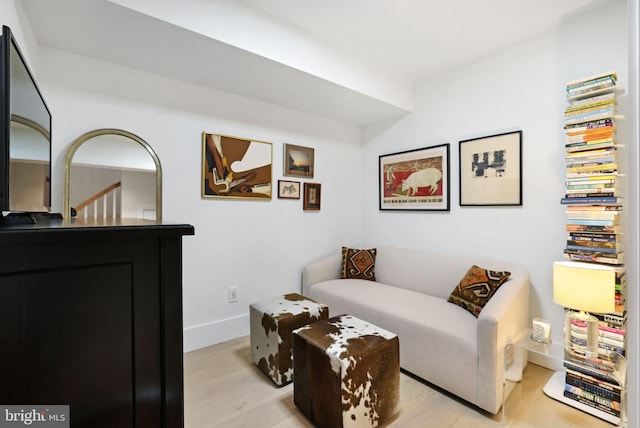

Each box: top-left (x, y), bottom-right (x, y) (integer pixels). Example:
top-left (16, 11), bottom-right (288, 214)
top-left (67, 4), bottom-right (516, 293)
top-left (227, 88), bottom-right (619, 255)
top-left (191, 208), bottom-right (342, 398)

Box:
top-left (563, 205), bottom-right (623, 265)
top-left (595, 310), bottom-right (627, 359)
top-left (566, 71), bottom-right (617, 99)
top-left (562, 72), bottom-right (624, 266)
top-left (563, 356), bottom-right (624, 419)
top-left (561, 72), bottom-right (627, 421)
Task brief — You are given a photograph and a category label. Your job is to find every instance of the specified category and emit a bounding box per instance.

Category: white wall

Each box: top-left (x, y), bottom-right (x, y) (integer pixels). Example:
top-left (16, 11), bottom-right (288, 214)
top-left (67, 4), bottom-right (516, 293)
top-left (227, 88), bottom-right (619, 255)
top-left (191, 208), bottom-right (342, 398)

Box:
top-left (362, 1), bottom-right (628, 347)
top-left (121, 169), bottom-right (155, 219)
top-left (33, 46), bottom-right (362, 352)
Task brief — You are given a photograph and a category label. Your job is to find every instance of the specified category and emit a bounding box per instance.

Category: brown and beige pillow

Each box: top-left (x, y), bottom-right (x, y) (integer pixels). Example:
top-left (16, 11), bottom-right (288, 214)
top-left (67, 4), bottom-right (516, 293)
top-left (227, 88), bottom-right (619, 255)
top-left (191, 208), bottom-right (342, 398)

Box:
top-left (340, 247), bottom-right (377, 281)
top-left (447, 265), bottom-right (511, 317)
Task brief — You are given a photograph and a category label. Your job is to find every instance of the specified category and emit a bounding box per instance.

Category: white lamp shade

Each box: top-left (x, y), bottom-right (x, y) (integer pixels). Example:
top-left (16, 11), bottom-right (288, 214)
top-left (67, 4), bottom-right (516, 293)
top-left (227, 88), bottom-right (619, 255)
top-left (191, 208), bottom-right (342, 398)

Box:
top-left (552, 261), bottom-right (616, 313)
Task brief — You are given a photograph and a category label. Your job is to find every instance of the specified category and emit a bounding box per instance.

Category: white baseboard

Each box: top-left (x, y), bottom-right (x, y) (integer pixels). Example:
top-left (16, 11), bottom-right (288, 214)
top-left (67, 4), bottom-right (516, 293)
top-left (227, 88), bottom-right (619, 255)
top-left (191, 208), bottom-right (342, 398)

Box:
top-left (183, 313), bottom-right (250, 353)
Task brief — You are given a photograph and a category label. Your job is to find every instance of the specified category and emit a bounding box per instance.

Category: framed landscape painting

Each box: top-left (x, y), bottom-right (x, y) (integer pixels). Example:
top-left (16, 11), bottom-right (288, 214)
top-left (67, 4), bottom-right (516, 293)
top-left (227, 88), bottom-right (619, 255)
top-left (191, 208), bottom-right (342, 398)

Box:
top-left (202, 132), bottom-right (272, 200)
top-left (284, 144), bottom-right (314, 178)
top-left (379, 143), bottom-right (450, 211)
top-left (459, 131), bottom-right (522, 206)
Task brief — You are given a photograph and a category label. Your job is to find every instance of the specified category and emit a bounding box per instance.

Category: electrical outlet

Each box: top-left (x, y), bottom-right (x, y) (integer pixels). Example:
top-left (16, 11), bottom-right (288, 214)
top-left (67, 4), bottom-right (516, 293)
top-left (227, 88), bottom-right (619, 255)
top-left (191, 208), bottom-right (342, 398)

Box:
top-left (228, 287), bottom-right (238, 303)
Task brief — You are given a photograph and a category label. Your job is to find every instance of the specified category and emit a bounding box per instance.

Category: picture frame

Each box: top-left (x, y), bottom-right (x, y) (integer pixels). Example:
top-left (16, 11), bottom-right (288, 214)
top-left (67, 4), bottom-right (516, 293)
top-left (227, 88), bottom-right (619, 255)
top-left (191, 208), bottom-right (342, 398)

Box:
top-left (202, 132), bottom-right (272, 200)
top-left (303, 182), bottom-right (321, 210)
top-left (284, 143), bottom-right (314, 178)
top-left (379, 143), bottom-right (450, 211)
top-left (277, 180), bottom-right (300, 199)
top-left (459, 130), bottom-right (522, 206)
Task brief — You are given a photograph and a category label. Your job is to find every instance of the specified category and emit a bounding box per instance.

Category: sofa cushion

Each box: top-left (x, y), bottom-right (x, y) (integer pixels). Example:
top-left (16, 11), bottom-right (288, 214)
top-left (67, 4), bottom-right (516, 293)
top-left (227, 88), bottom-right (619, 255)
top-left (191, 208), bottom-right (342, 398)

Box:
top-left (340, 247), bottom-right (376, 280)
top-left (447, 265), bottom-right (511, 317)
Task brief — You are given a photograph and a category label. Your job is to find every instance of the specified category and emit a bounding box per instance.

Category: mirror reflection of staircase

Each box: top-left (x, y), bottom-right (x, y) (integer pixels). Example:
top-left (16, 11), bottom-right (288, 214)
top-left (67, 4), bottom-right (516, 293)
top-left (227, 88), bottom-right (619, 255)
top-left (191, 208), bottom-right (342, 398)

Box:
top-left (73, 181), bottom-right (121, 219)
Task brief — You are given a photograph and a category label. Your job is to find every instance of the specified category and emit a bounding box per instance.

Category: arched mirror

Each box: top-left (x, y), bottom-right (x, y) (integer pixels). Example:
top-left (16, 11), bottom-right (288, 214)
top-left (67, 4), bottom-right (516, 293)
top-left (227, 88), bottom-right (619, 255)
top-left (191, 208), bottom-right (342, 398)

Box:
top-left (64, 129), bottom-right (162, 222)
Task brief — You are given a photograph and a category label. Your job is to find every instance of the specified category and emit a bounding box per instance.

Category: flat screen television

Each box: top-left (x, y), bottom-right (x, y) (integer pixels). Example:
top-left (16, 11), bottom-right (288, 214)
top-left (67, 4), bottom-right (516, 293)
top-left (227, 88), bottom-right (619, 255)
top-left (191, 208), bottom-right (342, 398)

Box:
top-left (0, 25), bottom-right (52, 216)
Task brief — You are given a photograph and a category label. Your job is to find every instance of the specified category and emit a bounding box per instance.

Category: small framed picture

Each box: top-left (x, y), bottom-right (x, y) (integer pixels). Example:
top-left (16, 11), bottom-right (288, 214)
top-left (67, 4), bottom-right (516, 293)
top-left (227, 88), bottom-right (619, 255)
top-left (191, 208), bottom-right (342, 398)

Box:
top-left (278, 180), bottom-right (300, 199)
top-left (284, 144), bottom-right (314, 178)
top-left (459, 131), bottom-right (522, 206)
top-left (303, 182), bottom-right (321, 210)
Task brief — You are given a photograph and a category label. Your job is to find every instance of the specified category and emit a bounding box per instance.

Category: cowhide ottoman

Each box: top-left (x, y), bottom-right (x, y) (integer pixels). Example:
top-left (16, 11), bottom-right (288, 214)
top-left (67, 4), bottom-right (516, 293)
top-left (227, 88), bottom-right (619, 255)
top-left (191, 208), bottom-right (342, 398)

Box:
top-left (250, 293), bottom-right (328, 386)
top-left (293, 314), bottom-right (399, 428)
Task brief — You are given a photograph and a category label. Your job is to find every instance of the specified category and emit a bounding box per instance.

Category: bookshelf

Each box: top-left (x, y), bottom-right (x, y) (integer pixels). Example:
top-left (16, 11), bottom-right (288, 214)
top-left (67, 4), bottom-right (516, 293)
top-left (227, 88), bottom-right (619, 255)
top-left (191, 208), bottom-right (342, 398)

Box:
top-left (548, 71), bottom-right (627, 426)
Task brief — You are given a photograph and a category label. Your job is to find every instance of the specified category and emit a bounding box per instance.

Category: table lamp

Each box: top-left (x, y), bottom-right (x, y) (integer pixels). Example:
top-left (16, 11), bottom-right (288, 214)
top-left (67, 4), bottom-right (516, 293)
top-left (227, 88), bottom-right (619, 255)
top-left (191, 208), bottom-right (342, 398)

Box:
top-left (552, 261), bottom-right (616, 358)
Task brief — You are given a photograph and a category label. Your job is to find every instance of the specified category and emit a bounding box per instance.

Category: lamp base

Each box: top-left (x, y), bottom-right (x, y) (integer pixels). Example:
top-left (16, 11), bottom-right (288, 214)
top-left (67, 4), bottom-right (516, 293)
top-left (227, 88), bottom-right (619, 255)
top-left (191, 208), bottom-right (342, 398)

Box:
top-left (564, 310), bottom-right (600, 358)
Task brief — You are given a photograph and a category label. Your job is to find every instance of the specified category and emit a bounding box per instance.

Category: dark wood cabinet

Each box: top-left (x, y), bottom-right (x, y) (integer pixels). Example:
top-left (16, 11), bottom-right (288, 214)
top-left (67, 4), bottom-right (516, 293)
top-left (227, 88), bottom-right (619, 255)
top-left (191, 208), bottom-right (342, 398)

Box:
top-left (0, 219), bottom-right (194, 427)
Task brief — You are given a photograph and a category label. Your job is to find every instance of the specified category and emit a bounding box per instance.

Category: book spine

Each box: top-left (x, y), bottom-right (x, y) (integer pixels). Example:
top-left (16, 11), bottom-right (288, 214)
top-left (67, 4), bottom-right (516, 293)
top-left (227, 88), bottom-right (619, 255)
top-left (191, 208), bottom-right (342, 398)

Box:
top-left (566, 164), bottom-right (618, 173)
top-left (567, 76), bottom-right (617, 93)
top-left (563, 390), bottom-right (621, 417)
top-left (567, 240), bottom-right (618, 249)
top-left (565, 369), bottom-right (622, 398)
top-left (566, 220), bottom-right (618, 227)
top-left (565, 192), bottom-right (620, 199)
top-left (565, 106), bottom-right (616, 118)
top-left (565, 117), bottom-right (614, 131)
top-left (594, 313), bottom-right (627, 327)
top-left (563, 252), bottom-right (624, 265)
top-left (567, 75), bottom-right (615, 90)
top-left (566, 142), bottom-right (620, 152)
top-left (566, 97), bottom-right (616, 111)
top-left (569, 92), bottom-right (616, 105)
top-left (565, 148), bottom-right (617, 158)
top-left (561, 197), bottom-right (622, 204)
top-left (565, 107), bottom-right (615, 120)
top-left (564, 112), bottom-right (616, 126)
top-left (598, 341), bottom-right (625, 356)
top-left (565, 174), bottom-right (618, 182)
top-left (566, 244), bottom-right (618, 254)
top-left (599, 335), bottom-right (625, 347)
top-left (599, 324), bottom-right (626, 336)
top-left (568, 236), bottom-right (620, 245)
top-left (565, 224), bottom-right (621, 233)
top-left (566, 186), bottom-right (616, 193)
top-left (566, 212), bottom-right (620, 220)
top-left (566, 71), bottom-right (617, 87)
top-left (569, 231), bottom-right (619, 239)
top-left (565, 383), bottom-right (622, 411)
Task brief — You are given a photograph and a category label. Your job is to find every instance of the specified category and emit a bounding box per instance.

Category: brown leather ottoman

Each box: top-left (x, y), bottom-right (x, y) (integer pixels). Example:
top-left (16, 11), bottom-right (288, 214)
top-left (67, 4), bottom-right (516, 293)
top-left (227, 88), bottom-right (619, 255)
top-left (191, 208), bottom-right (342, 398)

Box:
top-left (293, 314), bottom-right (399, 427)
top-left (250, 293), bottom-right (328, 386)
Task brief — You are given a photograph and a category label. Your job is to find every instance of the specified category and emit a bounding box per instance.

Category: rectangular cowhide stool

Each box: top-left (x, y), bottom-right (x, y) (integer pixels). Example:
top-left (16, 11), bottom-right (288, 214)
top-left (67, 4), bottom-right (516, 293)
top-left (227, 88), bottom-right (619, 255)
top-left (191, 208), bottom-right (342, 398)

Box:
top-left (293, 314), bottom-right (399, 428)
top-left (250, 293), bottom-right (329, 386)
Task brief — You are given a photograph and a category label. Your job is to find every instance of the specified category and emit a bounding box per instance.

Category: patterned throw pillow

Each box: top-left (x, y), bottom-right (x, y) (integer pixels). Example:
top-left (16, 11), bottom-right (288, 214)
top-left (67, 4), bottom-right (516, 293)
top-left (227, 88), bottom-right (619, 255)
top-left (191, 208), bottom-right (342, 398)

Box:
top-left (340, 247), bottom-right (377, 281)
top-left (447, 265), bottom-right (511, 317)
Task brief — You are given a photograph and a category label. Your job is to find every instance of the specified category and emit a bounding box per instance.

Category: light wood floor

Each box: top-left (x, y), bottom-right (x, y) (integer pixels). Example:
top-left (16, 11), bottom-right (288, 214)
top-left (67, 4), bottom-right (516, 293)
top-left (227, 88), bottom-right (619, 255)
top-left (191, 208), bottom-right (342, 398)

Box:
top-left (184, 336), bottom-right (614, 427)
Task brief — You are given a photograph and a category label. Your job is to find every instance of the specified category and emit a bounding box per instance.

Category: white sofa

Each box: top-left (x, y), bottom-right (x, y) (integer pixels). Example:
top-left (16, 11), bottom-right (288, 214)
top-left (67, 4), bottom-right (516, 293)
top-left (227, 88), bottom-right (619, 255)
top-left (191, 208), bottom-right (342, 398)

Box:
top-left (301, 245), bottom-right (530, 415)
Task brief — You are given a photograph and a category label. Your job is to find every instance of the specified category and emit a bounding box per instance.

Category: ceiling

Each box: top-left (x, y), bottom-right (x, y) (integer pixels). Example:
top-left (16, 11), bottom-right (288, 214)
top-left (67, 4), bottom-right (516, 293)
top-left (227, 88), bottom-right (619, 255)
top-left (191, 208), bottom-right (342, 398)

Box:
top-left (19, 0), bottom-right (605, 126)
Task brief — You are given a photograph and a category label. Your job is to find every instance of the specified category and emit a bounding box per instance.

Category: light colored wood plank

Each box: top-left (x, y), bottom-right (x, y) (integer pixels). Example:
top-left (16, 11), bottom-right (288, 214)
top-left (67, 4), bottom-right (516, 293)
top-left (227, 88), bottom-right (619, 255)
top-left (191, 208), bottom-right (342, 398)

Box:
top-left (184, 336), bottom-right (616, 427)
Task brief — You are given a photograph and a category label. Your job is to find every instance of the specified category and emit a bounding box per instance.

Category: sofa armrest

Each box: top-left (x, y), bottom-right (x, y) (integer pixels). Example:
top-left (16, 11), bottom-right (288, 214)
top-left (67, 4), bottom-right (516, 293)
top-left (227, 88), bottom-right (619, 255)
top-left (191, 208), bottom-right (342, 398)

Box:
top-left (301, 253), bottom-right (342, 296)
top-left (476, 271), bottom-right (531, 414)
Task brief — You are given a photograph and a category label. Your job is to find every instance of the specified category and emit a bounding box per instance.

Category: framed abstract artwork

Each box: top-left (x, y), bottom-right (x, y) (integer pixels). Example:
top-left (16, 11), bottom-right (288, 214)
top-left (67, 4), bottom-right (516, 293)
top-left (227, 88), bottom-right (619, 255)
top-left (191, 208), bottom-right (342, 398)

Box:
top-left (303, 182), bottom-right (321, 210)
top-left (202, 132), bottom-right (272, 200)
top-left (379, 143), bottom-right (450, 211)
top-left (283, 144), bottom-right (314, 178)
top-left (277, 180), bottom-right (300, 199)
top-left (459, 131), bottom-right (522, 206)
